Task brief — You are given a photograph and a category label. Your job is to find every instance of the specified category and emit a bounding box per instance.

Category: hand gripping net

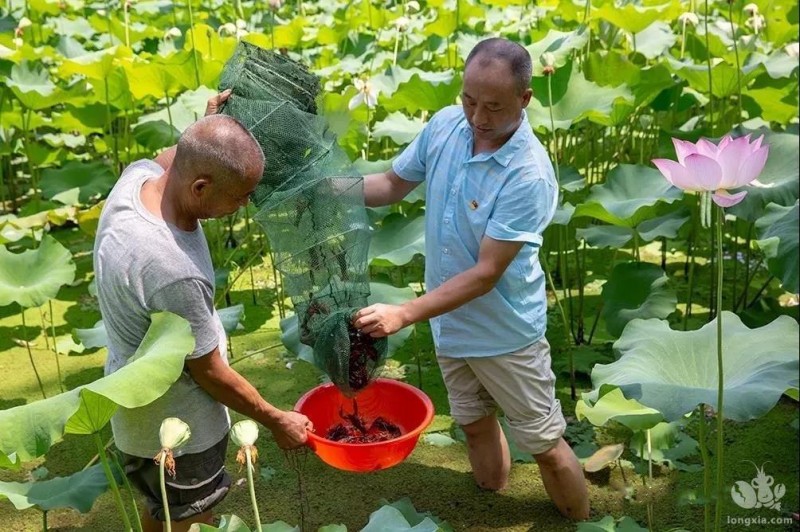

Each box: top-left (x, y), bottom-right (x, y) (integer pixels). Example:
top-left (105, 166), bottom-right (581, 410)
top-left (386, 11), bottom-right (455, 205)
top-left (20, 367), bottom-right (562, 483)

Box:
top-left (218, 42), bottom-right (387, 395)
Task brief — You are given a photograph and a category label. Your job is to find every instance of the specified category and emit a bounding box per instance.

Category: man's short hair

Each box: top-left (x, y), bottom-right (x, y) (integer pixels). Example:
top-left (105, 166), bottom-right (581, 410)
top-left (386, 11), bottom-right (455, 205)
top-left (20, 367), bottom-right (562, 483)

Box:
top-left (465, 38), bottom-right (533, 93)
top-left (172, 114), bottom-right (265, 186)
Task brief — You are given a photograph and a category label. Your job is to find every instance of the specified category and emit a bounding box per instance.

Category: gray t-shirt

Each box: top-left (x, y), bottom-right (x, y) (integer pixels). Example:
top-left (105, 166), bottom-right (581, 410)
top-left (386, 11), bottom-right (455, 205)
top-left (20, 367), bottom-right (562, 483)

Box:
top-left (94, 159), bottom-right (230, 458)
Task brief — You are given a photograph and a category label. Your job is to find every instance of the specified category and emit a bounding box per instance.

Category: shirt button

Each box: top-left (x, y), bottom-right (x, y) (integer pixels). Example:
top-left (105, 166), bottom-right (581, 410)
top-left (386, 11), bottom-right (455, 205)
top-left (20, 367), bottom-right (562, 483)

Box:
top-left (444, 219), bottom-right (450, 224)
top-left (443, 248), bottom-right (450, 254)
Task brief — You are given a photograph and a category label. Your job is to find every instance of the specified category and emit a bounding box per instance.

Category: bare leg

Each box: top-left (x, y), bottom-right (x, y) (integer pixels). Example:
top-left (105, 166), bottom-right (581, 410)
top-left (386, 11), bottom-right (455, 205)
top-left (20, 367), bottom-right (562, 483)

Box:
top-left (141, 509), bottom-right (214, 532)
top-left (533, 438), bottom-right (590, 520)
top-left (461, 414), bottom-right (511, 491)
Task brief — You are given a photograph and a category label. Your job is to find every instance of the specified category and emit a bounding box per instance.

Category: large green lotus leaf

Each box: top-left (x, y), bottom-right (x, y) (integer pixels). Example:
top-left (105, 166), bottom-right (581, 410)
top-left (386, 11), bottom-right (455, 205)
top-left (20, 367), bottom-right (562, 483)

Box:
top-left (368, 213), bottom-right (425, 267)
top-left (63, 389), bottom-right (118, 435)
top-left (383, 73), bottom-right (461, 115)
top-left (755, 202), bottom-right (799, 294)
top-left (59, 46), bottom-right (131, 80)
top-left (0, 463), bottom-right (110, 512)
top-left (123, 61), bottom-right (181, 100)
top-left (632, 21), bottom-right (676, 59)
top-left (590, 312), bottom-right (800, 421)
top-left (573, 165), bottom-right (683, 227)
top-left (362, 504), bottom-right (439, 532)
top-left (576, 225), bottom-right (634, 248)
top-left (372, 112), bottom-right (425, 145)
top-left (184, 23), bottom-right (238, 61)
top-left (73, 319), bottom-right (108, 349)
top-left (728, 131), bottom-right (799, 221)
top-left (745, 51), bottom-right (800, 79)
top-left (423, 1), bottom-right (485, 37)
top-left (137, 86), bottom-right (217, 133)
top-left (0, 235), bottom-right (76, 308)
top-left (371, 66), bottom-right (456, 98)
top-left (40, 161), bottom-right (116, 205)
top-left (584, 53), bottom-right (674, 108)
top-left (577, 515), bottom-right (649, 531)
top-left (744, 83), bottom-right (799, 125)
top-left (576, 386), bottom-right (663, 432)
top-left (133, 119), bottom-right (181, 152)
top-left (528, 61), bottom-right (633, 131)
top-left (218, 304), bottom-right (245, 334)
top-left (280, 283), bottom-right (417, 365)
top-left (526, 26), bottom-right (590, 77)
top-left (636, 209), bottom-right (690, 242)
top-left (552, 202), bottom-right (576, 226)
top-left (380, 497), bottom-right (453, 531)
top-left (0, 312), bottom-right (193, 463)
top-left (593, 0), bottom-right (682, 34)
top-left (666, 57), bottom-right (764, 99)
top-left (601, 262), bottom-right (677, 338)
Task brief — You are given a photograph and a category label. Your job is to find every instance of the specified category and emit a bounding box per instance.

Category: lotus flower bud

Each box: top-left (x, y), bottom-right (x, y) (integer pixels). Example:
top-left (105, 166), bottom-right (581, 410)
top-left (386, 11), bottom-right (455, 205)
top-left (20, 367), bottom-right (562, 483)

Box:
top-left (17, 17), bottom-right (32, 29)
top-left (743, 3), bottom-right (759, 15)
top-left (394, 15), bottom-right (410, 31)
top-left (164, 27), bottom-right (182, 40)
top-left (159, 417), bottom-right (191, 450)
top-left (678, 12), bottom-right (699, 26)
top-left (406, 0), bottom-right (420, 12)
top-left (218, 22), bottom-right (236, 35)
top-left (269, 0), bottom-right (282, 8)
top-left (540, 52), bottom-right (556, 75)
top-left (231, 420), bottom-right (259, 448)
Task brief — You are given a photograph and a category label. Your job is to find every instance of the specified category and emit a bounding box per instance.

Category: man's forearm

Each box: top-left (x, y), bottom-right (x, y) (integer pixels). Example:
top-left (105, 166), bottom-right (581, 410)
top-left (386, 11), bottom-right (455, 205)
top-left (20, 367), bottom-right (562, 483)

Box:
top-left (189, 363), bottom-right (283, 430)
top-left (363, 172), bottom-right (393, 207)
top-left (400, 266), bottom-right (496, 327)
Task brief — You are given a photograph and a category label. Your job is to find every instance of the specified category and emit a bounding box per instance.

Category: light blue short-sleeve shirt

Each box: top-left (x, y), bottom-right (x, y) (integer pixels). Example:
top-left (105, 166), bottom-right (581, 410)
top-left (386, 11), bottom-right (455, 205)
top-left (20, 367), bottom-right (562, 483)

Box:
top-left (392, 105), bottom-right (558, 358)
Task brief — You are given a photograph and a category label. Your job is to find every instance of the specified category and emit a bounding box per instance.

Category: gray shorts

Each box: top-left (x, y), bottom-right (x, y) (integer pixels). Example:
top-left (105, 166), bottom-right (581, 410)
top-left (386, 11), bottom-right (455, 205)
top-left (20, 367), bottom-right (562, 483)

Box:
top-left (121, 435), bottom-right (231, 522)
top-left (437, 337), bottom-right (567, 455)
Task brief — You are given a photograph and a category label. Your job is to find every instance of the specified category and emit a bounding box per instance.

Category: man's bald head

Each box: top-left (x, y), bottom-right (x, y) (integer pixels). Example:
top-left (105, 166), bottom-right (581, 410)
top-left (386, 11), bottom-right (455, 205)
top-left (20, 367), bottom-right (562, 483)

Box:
top-left (172, 114), bottom-right (265, 186)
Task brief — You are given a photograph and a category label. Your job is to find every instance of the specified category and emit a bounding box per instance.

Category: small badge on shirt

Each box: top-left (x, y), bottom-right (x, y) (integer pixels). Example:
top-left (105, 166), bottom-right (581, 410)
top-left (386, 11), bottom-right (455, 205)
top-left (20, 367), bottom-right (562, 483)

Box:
top-left (469, 200), bottom-right (479, 210)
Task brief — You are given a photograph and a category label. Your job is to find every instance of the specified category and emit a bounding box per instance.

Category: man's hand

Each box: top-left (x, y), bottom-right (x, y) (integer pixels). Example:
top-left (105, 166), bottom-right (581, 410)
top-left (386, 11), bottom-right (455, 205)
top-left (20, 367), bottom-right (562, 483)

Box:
top-left (205, 88), bottom-right (232, 116)
top-left (353, 303), bottom-right (409, 338)
top-left (269, 410), bottom-right (314, 449)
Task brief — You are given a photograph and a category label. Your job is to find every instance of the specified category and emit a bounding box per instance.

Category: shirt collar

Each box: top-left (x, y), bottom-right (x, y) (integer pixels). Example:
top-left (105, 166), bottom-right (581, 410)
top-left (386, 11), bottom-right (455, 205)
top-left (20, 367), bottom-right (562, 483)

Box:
top-left (460, 110), bottom-right (531, 168)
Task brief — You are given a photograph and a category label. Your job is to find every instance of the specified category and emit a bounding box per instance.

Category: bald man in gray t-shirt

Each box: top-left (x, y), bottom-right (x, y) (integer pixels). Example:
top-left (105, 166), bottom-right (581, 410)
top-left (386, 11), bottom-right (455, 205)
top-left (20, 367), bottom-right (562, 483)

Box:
top-left (93, 93), bottom-right (312, 530)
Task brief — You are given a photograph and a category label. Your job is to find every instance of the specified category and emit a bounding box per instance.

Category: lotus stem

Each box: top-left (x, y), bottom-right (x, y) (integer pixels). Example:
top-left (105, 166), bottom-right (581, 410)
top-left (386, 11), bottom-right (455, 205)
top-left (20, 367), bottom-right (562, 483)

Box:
top-left (542, 256), bottom-right (571, 347)
top-left (42, 510), bottom-right (46, 531)
top-left (158, 450), bottom-right (172, 532)
top-left (713, 204), bottom-right (725, 532)
top-left (20, 306), bottom-right (46, 399)
top-left (728, 2), bottom-right (743, 126)
top-left (546, 74), bottom-right (560, 184)
top-left (95, 432), bottom-right (133, 531)
top-left (123, 0), bottom-right (130, 47)
top-left (186, 0), bottom-right (201, 90)
top-left (246, 448), bottom-right (263, 532)
top-left (48, 301), bottom-right (64, 393)
top-left (703, 0), bottom-right (714, 132)
top-left (698, 404), bottom-right (711, 532)
top-left (112, 453), bottom-right (144, 532)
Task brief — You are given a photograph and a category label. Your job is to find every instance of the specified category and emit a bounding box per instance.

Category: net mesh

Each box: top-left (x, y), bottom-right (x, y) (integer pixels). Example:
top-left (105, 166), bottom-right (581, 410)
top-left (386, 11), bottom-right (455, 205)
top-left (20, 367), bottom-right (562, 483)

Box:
top-left (218, 42), bottom-right (387, 395)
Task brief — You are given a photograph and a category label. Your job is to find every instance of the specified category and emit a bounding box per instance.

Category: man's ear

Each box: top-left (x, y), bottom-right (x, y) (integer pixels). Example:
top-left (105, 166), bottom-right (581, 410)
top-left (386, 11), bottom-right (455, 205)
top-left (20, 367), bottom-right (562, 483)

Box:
top-left (190, 176), bottom-right (211, 198)
top-left (521, 88), bottom-right (533, 108)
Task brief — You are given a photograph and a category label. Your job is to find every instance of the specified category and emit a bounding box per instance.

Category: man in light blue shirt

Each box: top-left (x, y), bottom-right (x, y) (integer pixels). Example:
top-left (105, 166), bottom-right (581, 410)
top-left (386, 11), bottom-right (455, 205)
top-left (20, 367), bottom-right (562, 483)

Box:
top-left (354, 38), bottom-right (589, 520)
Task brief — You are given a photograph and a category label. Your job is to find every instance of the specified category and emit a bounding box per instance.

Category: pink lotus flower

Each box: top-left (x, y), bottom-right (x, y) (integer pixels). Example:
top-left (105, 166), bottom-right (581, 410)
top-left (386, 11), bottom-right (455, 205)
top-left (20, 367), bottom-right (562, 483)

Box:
top-left (652, 134), bottom-right (768, 208)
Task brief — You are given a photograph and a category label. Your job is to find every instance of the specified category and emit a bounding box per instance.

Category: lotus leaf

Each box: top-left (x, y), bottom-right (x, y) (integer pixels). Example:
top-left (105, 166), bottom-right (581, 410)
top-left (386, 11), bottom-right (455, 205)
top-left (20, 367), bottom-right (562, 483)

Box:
top-left (528, 61), bottom-right (634, 131)
top-left (372, 112), bottom-right (425, 145)
top-left (577, 515), bottom-right (649, 532)
top-left (0, 463), bottom-right (111, 512)
top-left (0, 312), bottom-right (194, 464)
top-left (40, 161), bottom-right (116, 205)
top-left (589, 312), bottom-right (800, 421)
top-left (755, 202), bottom-right (799, 294)
top-left (594, 0), bottom-right (683, 34)
top-left (368, 213), bottom-right (425, 266)
top-left (601, 261), bottom-right (677, 338)
top-left (573, 165), bottom-right (683, 227)
top-left (0, 235), bottom-right (76, 308)
top-left (728, 131), bottom-right (799, 221)
top-left (576, 386), bottom-right (664, 431)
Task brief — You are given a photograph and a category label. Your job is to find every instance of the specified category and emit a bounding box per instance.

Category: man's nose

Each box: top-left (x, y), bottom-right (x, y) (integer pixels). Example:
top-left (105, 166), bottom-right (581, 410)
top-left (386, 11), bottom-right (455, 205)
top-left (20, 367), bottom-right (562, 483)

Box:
top-left (472, 106), bottom-right (487, 126)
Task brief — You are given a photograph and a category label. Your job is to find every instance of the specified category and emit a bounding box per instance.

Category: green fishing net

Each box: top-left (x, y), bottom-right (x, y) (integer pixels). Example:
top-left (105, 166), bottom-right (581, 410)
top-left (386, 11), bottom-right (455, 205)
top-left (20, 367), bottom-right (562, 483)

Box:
top-left (218, 42), bottom-right (387, 395)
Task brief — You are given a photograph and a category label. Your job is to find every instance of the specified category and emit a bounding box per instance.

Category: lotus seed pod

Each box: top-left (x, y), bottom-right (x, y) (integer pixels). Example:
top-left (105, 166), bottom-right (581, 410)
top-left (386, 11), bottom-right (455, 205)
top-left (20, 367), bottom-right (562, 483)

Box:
top-left (231, 419), bottom-right (259, 448)
top-left (158, 417), bottom-right (191, 450)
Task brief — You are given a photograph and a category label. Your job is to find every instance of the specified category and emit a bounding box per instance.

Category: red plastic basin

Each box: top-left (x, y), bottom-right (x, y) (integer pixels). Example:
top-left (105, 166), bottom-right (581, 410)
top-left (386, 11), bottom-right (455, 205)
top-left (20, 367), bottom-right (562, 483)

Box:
top-left (294, 378), bottom-right (435, 472)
